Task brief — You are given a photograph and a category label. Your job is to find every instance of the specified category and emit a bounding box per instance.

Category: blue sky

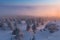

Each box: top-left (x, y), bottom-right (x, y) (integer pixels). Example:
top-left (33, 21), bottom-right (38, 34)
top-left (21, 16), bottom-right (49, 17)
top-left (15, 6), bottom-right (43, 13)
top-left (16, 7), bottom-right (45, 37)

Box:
top-left (0, 0), bottom-right (60, 5)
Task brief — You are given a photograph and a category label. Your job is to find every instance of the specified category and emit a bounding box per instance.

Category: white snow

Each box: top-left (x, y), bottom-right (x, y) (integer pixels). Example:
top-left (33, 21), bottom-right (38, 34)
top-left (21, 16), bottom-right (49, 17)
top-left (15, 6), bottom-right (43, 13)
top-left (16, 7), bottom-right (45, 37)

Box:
top-left (0, 21), bottom-right (60, 40)
top-left (0, 30), bottom-right (12, 40)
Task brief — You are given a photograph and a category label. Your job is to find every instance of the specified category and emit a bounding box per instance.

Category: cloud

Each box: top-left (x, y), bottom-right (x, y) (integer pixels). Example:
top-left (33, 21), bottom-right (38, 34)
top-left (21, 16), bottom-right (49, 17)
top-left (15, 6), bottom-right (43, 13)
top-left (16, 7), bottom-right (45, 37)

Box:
top-left (0, 5), bottom-right (60, 17)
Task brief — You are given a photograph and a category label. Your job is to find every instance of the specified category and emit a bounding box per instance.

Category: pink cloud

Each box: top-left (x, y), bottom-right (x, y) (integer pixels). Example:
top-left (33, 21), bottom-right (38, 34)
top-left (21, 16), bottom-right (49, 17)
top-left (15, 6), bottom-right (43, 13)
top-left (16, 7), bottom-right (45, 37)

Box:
top-left (0, 5), bottom-right (60, 17)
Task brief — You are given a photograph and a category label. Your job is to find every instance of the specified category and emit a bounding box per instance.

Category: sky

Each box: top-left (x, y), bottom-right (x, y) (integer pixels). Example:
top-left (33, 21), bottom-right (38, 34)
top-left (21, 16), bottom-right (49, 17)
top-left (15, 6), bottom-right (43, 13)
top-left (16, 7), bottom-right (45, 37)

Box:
top-left (0, 0), bottom-right (60, 5)
top-left (0, 0), bottom-right (60, 17)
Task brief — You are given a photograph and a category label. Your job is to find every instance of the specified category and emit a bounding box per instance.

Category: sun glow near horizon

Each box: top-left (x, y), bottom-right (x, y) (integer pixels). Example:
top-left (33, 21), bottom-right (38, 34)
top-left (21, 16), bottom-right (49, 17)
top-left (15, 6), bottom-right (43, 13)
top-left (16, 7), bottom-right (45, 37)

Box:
top-left (0, 0), bottom-right (60, 17)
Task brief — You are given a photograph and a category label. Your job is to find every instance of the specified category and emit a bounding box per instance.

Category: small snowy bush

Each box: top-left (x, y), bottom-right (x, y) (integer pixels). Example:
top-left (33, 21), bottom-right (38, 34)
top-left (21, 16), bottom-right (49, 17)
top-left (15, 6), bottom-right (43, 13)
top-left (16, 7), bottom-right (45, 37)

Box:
top-left (45, 23), bottom-right (59, 33)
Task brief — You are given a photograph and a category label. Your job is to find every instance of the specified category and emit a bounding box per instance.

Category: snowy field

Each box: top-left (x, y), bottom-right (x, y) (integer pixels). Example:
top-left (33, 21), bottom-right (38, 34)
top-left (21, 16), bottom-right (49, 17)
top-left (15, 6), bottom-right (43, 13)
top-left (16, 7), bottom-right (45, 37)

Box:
top-left (0, 20), bottom-right (60, 40)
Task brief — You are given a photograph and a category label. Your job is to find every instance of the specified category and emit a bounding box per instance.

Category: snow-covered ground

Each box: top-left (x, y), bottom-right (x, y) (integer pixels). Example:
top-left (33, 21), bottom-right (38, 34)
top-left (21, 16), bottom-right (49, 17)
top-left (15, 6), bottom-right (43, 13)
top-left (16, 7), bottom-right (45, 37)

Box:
top-left (0, 30), bottom-right (12, 40)
top-left (0, 21), bottom-right (60, 40)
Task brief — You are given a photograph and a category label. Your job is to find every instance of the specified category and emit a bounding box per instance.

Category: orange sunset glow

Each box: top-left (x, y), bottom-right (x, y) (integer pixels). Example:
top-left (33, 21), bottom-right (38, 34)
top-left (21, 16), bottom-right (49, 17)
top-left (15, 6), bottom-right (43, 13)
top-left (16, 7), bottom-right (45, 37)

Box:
top-left (0, 0), bottom-right (60, 18)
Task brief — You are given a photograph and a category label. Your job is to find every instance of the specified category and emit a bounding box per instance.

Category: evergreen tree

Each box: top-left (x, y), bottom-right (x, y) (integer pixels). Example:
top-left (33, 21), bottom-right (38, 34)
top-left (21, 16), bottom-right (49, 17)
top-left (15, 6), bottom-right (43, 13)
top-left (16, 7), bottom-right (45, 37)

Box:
top-left (0, 22), bottom-right (3, 28)
top-left (26, 24), bottom-right (30, 31)
top-left (12, 28), bottom-right (20, 35)
top-left (32, 23), bottom-right (36, 33)
top-left (32, 35), bottom-right (35, 40)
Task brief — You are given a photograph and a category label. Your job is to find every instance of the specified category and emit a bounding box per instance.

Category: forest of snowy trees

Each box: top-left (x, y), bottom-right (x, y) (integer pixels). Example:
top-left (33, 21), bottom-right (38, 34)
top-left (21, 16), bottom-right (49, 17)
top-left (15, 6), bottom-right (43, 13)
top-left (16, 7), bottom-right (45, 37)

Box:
top-left (0, 16), bottom-right (60, 40)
